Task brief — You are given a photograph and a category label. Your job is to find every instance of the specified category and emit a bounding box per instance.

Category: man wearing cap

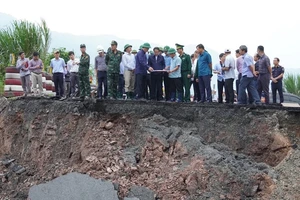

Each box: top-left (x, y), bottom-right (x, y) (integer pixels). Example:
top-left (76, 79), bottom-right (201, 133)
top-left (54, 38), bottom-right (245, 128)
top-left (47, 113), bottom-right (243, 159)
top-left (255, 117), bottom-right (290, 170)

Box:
top-left (148, 47), bottom-right (165, 101)
top-left (95, 45), bottom-right (107, 99)
top-left (67, 51), bottom-right (80, 98)
top-left (135, 42), bottom-right (153, 99)
top-left (176, 43), bottom-right (192, 102)
top-left (167, 48), bottom-right (183, 102)
top-left (122, 44), bottom-right (135, 99)
top-left (222, 49), bottom-right (236, 104)
top-left (195, 44), bottom-right (213, 103)
top-left (131, 50), bottom-right (137, 55)
top-left (105, 40), bottom-right (123, 99)
top-left (78, 44), bottom-right (91, 101)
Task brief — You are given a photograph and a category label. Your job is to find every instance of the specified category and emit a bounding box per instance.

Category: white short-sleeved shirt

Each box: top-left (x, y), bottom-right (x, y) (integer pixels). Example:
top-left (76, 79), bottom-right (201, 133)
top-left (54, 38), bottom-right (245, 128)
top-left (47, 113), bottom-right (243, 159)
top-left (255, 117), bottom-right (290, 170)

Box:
top-left (224, 54), bottom-right (236, 79)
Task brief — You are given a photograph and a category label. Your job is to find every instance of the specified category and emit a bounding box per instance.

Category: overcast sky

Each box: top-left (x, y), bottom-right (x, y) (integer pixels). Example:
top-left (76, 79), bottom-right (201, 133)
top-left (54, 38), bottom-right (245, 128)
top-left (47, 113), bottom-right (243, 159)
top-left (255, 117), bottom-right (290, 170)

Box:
top-left (1, 0), bottom-right (300, 69)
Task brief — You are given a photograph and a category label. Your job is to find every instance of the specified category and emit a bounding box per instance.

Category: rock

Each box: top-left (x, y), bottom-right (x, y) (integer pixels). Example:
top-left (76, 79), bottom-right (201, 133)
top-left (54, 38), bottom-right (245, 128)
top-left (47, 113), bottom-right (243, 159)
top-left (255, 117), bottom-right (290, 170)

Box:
top-left (28, 172), bottom-right (119, 200)
top-left (270, 134), bottom-right (290, 151)
top-left (124, 198), bottom-right (140, 200)
top-left (85, 156), bottom-right (98, 163)
top-left (107, 167), bottom-right (113, 173)
top-left (110, 141), bottom-right (117, 145)
top-left (105, 122), bottom-right (114, 130)
top-left (127, 185), bottom-right (156, 200)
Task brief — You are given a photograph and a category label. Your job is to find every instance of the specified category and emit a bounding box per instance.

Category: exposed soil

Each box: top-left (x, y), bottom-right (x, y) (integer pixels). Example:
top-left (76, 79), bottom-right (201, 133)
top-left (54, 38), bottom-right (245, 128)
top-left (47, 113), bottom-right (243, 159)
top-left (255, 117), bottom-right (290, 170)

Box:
top-left (0, 98), bottom-right (299, 200)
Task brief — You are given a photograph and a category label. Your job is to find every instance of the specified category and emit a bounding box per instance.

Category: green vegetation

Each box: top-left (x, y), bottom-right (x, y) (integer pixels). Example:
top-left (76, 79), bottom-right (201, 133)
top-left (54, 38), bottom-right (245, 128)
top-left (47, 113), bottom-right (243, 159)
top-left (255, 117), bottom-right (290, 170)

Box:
top-left (0, 19), bottom-right (51, 94)
top-left (283, 73), bottom-right (300, 96)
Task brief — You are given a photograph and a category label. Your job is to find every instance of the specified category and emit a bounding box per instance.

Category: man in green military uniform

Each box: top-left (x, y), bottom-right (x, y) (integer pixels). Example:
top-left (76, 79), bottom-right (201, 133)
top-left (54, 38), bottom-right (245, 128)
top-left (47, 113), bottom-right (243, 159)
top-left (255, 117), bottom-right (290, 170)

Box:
top-left (105, 40), bottom-right (123, 99)
top-left (176, 43), bottom-right (192, 102)
top-left (79, 44), bottom-right (91, 101)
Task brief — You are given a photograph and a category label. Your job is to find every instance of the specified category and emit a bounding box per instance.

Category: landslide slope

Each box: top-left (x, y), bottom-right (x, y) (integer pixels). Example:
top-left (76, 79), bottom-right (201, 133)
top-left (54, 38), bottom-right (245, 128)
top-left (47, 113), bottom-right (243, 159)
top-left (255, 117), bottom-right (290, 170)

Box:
top-left (0, 98), bottom-right (299, 200)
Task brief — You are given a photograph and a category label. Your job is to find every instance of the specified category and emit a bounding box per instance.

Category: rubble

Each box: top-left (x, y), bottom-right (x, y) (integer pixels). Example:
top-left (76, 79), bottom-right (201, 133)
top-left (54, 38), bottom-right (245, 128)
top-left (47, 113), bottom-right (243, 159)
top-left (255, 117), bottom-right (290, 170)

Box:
top-left (0, 98), bottom-right (299, 200)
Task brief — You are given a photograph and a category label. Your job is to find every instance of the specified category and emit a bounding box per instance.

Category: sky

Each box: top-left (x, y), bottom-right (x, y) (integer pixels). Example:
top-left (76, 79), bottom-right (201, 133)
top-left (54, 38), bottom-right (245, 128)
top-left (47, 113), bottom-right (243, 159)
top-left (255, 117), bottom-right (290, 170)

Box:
top-left (1, 0), bottom-right (300, 70)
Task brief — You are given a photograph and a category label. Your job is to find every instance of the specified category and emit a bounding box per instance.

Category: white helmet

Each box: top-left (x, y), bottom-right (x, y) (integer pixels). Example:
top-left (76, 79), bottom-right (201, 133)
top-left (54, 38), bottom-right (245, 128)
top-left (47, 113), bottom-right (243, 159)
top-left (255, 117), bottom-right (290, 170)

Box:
top-left (97, 45), bottom-right (104, 53)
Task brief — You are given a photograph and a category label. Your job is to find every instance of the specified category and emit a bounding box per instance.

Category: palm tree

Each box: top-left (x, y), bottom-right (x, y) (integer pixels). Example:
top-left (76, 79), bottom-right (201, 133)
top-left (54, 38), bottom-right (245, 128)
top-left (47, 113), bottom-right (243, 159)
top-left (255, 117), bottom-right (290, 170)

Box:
top-left (284, 73), bottom-right (300, 96)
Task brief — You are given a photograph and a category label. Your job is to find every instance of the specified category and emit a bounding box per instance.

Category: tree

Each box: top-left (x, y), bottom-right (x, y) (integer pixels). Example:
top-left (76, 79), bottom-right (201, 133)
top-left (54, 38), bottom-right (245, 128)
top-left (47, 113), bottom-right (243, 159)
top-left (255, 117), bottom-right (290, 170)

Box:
top-left (283, 73), bottom-right (300, 96)
top-left (0, 19), bottom-right (51, 94)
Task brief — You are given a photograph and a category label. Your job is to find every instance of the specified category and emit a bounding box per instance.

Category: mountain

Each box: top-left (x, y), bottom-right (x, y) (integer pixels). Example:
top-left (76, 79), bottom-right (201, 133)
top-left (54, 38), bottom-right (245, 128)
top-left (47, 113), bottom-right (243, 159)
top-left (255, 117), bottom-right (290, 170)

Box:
top-left (0, 12), bottom-right (219, 64)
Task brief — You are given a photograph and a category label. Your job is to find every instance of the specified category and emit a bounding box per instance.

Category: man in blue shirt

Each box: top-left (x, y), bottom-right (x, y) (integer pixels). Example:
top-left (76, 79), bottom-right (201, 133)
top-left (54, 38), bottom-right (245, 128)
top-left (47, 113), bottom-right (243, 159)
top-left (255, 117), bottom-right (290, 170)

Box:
top-left (50, 50), bottom-right (66, 100)
top-left (237, 45), bottom-right (261, 105)
top-left (195, 44), bottom-right (212, 103)
top-left (135, 42), bottom-right (153, 99)
top-left (213, 53), bottom-right (226, 103)
top-left (167, 48), bottom-right (183, 102)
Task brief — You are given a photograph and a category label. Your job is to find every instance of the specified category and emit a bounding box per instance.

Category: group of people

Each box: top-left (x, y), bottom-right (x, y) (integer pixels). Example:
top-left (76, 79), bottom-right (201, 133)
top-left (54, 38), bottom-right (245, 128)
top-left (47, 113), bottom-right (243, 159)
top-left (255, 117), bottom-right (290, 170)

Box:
top-left (16, 41), bottom-right (285, 104)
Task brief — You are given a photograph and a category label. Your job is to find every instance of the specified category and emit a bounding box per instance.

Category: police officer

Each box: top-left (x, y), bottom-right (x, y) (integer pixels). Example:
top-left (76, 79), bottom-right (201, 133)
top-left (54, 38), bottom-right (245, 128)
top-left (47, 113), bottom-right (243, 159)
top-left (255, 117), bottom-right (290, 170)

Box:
top-left (271, 57), bottom-right (284, 103)
top-left (105, 40), bottom-right (123, 99)
top-left (79, 44), bottom-right (91, 101)
top-left (176, 43), bottom-right (192, 102)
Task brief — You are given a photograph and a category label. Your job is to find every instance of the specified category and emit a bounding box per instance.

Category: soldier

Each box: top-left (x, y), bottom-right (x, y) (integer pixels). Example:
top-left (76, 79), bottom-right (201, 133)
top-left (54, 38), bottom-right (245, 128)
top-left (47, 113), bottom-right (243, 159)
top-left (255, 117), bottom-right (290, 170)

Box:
top-left (78, 44), bottom-right (91, 101)
top-left (176, 43), bottom-right (192, 102)
top-left (105, 40), bottom-right (123, 99)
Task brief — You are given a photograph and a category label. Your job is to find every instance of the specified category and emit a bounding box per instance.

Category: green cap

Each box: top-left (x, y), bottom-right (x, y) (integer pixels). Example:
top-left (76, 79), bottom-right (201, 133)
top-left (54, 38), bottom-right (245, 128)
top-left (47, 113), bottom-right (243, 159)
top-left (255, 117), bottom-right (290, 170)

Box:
top-left (149, 50), bottom-right (154, 54)
top-left (175, 43), bottom-right (184, 50)
top-left (124, 44), bottom-right (132, 51)
top-left (131, 50), bottom-right (137, 54)
top-left (167, 48), bottom-right (176, 54)
top-left (142, 42), bottom-right (151, 49)
top-left (80, 44), bottom-right (86, 48)
top-left (139, 45), bottom-right (143, 50)
top-left (111, 40), bottom-right (118, 45)
top-left (159, 47), bottom-right (164, 52)
top-left (163, 46), bottom-right (170, 52)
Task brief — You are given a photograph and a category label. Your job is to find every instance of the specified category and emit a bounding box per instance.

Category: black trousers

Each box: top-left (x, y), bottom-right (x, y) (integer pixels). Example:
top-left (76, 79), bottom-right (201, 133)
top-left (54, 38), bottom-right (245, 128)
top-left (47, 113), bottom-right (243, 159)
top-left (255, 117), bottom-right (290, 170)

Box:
top-left (271, 81), bottom-right (284, 103)
top-left (136, 74), bottom-right (147, 99)
top-left (236, 73), bottom-right (241, 96)
top-left (257, 73), bottom-right (270, 104)
top-left (170, 78), bottom-right (183, 100)
top-left (53, 73), bottom-right (64, 97)
top-left (225, 78), bottom-right (234, 103)
top-left (97, 71), bottom-right (107, 98)
top-left (192, 80), bottom-right (201, 102)
top-left (163, 73), bottom-right (171, 101)
top-left (217, 80), bottom-right (225, 103)
top-left (150, 73), bottom-right (163, 101)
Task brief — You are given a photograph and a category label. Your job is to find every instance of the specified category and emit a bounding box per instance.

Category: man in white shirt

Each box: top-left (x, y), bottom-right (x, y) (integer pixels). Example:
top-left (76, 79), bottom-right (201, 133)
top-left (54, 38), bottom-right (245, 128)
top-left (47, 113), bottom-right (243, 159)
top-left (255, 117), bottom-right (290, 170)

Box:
top-left (67, 51), bottom-right (80, 98)
top-left (222, 49), bottom-right (236, 104)
top-left (122, 44), bottom-right (136, 99)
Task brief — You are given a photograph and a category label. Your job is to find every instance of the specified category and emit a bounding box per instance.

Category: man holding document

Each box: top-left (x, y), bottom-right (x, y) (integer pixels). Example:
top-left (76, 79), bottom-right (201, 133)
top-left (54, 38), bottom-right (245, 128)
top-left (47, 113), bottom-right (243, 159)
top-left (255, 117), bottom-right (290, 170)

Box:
top-left (148, 47), bottom-right (166, 101)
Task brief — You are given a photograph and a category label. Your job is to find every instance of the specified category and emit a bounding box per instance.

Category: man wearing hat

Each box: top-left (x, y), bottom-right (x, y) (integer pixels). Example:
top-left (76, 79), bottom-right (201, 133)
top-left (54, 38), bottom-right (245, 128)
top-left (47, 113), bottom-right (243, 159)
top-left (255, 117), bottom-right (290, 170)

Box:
top-left (222, 49), bottom-right (236, 104)
top-left (131, 50), bottom-right (137, 55)
top-left (135, 42), bottom-right (153, 99)
top-left (167, 48), bottom-right (183, 102)
top-left (148, 47), bottom-right (165, 101)
top-left (176, 43), bottom-right (192, 102)
top-left (105, 40), bottom-right (123, 99)
top-left (163, 46), bottom-right (171, 101)
top-left (95, 45), bottom-right (107, 99)
top-left (122, 44), bottom-right (136, 99)
top-left (78, 44), bottom-right (91, 101)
